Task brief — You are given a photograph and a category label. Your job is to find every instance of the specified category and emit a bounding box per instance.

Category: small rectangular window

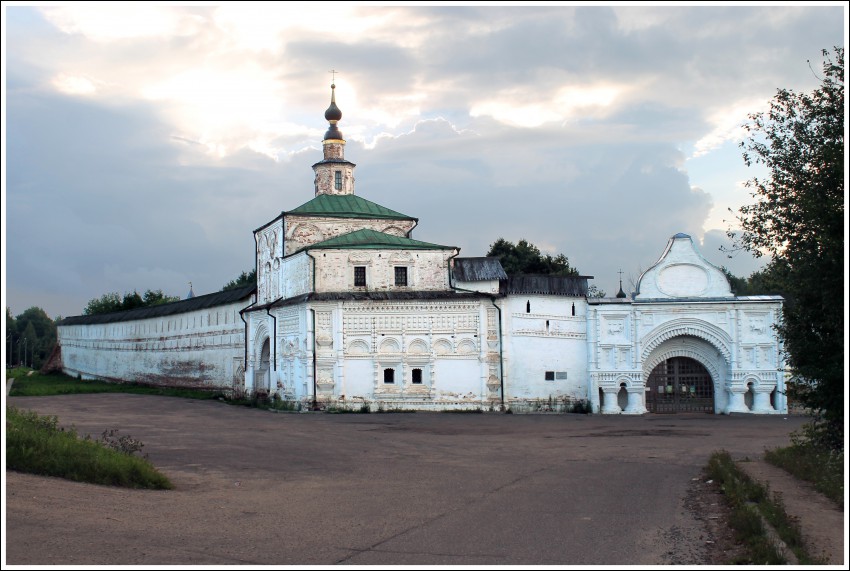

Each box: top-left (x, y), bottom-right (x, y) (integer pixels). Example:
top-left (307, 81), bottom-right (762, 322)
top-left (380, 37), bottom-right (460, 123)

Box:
top-left (334, 171), bottom-right (342, 191)
top-left (395, 266), bottom-right (408, 286)
top-left (384, 368), bottom-right (395, 384)
top-left (545, 371), bottom-right (555, 381)
top-left (354, 266), bottom-right (366, 287)
top-left (412, 368), bottom-right (423, 384)
top-left (555, 371), bottom-right (568, 380)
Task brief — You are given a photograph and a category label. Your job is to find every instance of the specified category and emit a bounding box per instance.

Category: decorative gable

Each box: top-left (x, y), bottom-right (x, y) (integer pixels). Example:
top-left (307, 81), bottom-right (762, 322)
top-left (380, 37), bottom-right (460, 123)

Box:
top-left (634, 233), bottom-right (733, 300)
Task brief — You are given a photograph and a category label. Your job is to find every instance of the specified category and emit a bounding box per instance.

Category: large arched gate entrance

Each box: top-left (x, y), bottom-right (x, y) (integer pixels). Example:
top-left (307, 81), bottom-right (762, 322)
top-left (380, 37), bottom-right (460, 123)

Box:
top-left (646, 357), bottom-right (714, 413)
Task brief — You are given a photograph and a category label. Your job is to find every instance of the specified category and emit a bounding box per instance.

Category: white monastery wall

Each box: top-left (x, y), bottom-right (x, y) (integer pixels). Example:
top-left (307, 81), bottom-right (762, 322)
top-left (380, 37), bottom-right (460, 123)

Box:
top-left (502, 295), bottom-right (588, 410)
top-left (58, 301), bottom-right (247, 391)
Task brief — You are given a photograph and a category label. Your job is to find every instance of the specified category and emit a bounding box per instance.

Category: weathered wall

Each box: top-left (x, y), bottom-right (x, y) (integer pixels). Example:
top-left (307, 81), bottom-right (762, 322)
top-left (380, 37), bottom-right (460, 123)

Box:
top-left (58, 301), bottom-right (248, 391)
top-left (283, 216), bottom-right (416, 256)
top-left (249, 298), bottom-right (500, 409)
top-left (453, 279), bottom-right (500, 294)
top-left (256, 219), bottom-right (284, 305)
top-left (502, 294), bottom-right (589, 410)
top-left (313, 249), bottom-right (454, 292)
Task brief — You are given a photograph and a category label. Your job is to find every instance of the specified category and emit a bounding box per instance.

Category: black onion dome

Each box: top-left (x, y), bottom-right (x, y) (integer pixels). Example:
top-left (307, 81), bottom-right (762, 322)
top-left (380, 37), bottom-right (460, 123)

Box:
top-left (324, 84), bottom-right (342, 122)
top-left (324, 124), bottom-right (344, 140)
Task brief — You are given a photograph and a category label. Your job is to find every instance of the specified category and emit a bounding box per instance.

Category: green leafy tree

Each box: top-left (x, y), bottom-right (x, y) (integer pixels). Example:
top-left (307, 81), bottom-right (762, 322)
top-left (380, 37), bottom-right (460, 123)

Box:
top-left (730, 47), bottom-right (844, 449)
top-left (221, 269), bottom-right (256, 291)
top-left (720, 267), bottom-right (784, 296)
top-left (83, 289), bottom-right (181, 316)
top-left (12, 306), bottom-right (57, 369)
top-left (586, 285), bottom-right (606, 298)
top-left (6, 307), bottom-right (18, 366)
top-left (487, 238), bottom-right (579, 276)
top-left (84, 292), bottom-right (123, 315)
top-left (121, 291), bottom-right (145, 310)
top-left (143, 289), bottom-right (179, 306)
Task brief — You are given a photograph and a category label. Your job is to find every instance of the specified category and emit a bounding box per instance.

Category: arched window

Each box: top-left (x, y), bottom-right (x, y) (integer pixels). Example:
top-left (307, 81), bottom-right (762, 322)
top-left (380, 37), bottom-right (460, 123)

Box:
top-left (571, 302), bottom-right (575, 316)
top-left (526, 301), bottom-right (531, 313)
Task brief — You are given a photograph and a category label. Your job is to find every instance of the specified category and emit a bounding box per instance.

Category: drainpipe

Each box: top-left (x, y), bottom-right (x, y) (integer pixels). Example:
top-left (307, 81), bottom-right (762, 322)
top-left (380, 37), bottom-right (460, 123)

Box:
top-left (302, 250), bottom-right (319, 410)
top-left (446, 251), bottom-right (506, 411)
top-left (240, 230), bottom-right (261, 377)
top-left (406, 217), bottom-right (420, 239)
top-left (265, 299), bottom-right (281, 371)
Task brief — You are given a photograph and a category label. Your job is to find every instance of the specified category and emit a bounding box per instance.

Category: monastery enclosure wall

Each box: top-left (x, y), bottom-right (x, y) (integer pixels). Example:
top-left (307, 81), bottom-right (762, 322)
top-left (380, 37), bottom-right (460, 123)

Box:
top-left (57, 288), bottom-right (253, 391)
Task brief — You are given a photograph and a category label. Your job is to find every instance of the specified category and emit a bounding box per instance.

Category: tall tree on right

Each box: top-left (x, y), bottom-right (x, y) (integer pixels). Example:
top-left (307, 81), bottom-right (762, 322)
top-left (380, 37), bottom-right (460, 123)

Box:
top-left (731, 47), bottom-right (844, 449)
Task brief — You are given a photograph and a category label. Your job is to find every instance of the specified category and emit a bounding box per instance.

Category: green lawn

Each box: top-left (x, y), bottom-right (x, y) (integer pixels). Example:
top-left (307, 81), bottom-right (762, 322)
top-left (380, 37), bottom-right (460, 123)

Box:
top-left (7, 368), bottom-right (225, 400)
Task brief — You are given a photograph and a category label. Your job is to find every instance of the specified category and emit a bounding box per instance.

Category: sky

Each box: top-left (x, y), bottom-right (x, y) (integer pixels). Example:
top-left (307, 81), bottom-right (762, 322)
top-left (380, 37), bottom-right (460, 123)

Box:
top-left (2, 2), bottom-right (847, 320)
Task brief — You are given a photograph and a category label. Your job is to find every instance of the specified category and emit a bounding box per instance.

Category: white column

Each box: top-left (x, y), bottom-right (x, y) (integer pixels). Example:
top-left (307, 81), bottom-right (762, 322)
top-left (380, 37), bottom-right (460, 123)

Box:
top-left (601, 387), bottom-right (622, 414)
top-left (724, 386), bottom-right (749, 414)
top-left (624, 387), bottom-right (646, 414)
top-left (752, 386), bottom-right (774, 413)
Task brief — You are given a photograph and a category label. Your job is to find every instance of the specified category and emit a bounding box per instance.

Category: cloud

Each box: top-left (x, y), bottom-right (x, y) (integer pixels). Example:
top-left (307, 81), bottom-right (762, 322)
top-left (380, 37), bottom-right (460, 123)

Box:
top-left (4, 4), bottom-right (843, 316)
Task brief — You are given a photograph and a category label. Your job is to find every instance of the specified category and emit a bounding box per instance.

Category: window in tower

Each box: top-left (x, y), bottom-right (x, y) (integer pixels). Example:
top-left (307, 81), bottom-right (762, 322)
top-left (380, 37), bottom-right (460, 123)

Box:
top-left (354, 266), bottom-right (366, 287)
top-left (334, 170), bottom-right (342, 191)
top-left (395, 266), bottom-right (408, 286)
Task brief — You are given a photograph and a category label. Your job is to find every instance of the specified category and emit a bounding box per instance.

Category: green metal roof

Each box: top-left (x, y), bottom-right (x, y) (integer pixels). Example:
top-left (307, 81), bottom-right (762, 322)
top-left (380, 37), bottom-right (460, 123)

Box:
top-left (287, 194), bottom-right (416, 221)
top-left (304, 229), bottom-right (455, 251)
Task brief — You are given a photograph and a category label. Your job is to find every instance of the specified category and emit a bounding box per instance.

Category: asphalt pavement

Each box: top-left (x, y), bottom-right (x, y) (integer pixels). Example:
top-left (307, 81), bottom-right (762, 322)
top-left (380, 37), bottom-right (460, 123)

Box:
top-left (4, 393), bottom-right (809, 565)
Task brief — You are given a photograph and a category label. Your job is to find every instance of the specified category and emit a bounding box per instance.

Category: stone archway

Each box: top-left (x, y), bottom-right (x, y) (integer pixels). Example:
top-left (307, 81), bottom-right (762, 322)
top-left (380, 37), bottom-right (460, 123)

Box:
top-left (642, 334), bottom-right (729, 414)
top-left (256, 338), bottom-right (271, 394)
top-left (646, 357), bottom-right (714, 413)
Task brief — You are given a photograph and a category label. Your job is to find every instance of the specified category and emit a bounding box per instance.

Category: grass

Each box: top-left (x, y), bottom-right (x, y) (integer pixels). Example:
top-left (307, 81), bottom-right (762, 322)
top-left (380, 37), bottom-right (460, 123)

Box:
top-left (7, 368), bottom-right (226, 400)
top-left (765, 444), bottom-right (844, 508)
top-left (6, 405), bottom-right (173, 490)
top-left (706, 450), bottom-right (824, 565)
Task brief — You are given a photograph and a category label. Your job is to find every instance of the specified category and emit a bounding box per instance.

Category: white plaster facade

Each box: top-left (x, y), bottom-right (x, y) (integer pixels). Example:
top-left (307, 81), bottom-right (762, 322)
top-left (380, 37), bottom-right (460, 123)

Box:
top-left (58, 290), bottom-right (252, 391)
top-left (586, 234), bottom-right (786, 415)
top-left (56, 87), bottom-right (786, 415)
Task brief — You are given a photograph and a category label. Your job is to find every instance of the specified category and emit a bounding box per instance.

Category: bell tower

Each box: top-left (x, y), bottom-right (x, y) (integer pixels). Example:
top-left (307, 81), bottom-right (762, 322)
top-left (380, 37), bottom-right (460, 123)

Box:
top-left (312, 83), bottom-right (356, 196)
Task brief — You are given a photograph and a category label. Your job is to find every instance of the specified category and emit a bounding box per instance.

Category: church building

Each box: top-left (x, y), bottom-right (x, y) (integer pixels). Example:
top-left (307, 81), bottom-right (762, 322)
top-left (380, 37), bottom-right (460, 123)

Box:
top-left (56, 85), bottom-right (788, 415)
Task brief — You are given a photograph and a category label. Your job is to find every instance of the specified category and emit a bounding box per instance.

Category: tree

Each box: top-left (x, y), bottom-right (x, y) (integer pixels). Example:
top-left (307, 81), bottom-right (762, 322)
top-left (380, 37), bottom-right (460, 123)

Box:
top-left (221, 269), bottom-right (256, 291)
top-left (84, 292), bottom-right (123, 315)
top-left (720, 266), bottom-right (784, 296)
top-left (730, 47), bottom-right (844, 449)
top-left (6, 307), bottom-right (17, 367)
top-left (83, 289), bottom-right (180, 316)
top-left (486, 238), bottom-right (579, 276)
top-left (586, 285), bottom-right (606, 298)
top-left (12, 306), bottom-right (57, 369)
top-left (143, 289), bottom-right (179, 306)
